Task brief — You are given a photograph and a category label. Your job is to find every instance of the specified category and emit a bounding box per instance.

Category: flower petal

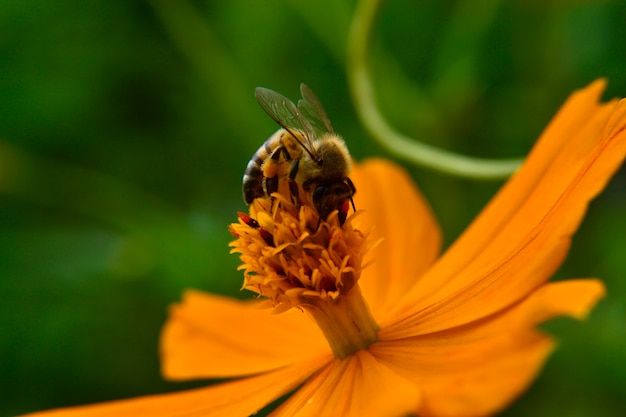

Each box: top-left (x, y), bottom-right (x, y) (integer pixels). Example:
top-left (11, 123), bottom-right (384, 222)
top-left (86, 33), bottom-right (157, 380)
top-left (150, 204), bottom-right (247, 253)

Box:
top-left (374, 331), bottom-right (552, 417)
top-left (20, 355), bottom-right (330, 417)
top-left (161, 290), bottom-right (329, 380)
top-left (393, 80), bottom-right (626, 333)
top-left (271, 350), bottom-right (420, 417)
top-left (374, 279), bottom-right (605, 417)
top-left (510, 278), bottom-right (606, 324)
top-left (350, 158), bottom-right (442, 321)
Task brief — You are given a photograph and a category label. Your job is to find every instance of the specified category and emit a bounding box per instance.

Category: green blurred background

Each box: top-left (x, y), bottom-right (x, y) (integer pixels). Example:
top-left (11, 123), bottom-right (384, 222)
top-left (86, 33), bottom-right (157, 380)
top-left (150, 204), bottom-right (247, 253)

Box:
top-left (1, 0), bottom-right (625, 415)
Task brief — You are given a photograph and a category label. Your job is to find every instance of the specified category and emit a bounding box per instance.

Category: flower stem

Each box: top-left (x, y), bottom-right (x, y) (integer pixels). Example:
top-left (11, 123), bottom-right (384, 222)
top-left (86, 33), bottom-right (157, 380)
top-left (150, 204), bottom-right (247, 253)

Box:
top-left (346, 0), bottom-right (523, 179)
top-left (304, 285), bottom-right (379, 359)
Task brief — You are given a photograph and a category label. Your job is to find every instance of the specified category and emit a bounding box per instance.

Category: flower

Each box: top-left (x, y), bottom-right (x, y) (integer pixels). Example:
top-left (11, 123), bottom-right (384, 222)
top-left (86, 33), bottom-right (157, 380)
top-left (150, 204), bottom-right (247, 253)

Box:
top-left (22, 79), bottom-right (626, 417)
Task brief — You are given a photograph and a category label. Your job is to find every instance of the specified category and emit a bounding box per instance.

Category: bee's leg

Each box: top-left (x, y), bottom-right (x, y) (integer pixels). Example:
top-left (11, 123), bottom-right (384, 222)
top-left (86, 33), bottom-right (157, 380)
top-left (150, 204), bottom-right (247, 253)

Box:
top-left (263, 175), bottom-right (279, 197)
top-left (288, 159), bottom-right (301, 206)
top-left (260, 176), bottom-right (277, 216)
top-left (262, 146), bottom-right (288, 212)
top-left (314, 217), bottom-right (322, 232)
top-left (311, 185), bottom-right (328, 232)
top-left (281, 146), bottom-right (299, 204)
top-left (280, 145), bottom-right (292, 161)
top-left (345, 177), bottom-right (357, 212)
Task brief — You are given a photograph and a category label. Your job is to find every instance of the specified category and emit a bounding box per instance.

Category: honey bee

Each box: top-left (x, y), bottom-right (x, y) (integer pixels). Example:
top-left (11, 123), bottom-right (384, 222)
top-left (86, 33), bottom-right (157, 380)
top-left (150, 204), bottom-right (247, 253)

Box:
top-left (242, 84), bottom-right (356, 226)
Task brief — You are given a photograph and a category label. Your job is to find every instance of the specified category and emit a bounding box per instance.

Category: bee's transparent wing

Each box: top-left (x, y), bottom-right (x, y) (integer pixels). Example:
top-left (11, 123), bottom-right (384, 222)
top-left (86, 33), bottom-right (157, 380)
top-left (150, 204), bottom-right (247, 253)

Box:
top-left (255, 87), bottom-right (318, 155)
top-left (297, 84), bottom-right (334, 136)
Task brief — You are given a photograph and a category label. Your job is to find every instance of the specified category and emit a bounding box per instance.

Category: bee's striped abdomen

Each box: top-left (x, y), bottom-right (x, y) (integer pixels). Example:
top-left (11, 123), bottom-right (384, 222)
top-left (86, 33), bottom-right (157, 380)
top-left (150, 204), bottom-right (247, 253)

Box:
top-left (242, 137), bottom-right (278, 204)
top-left (242, 129), bottom-right (306, 205)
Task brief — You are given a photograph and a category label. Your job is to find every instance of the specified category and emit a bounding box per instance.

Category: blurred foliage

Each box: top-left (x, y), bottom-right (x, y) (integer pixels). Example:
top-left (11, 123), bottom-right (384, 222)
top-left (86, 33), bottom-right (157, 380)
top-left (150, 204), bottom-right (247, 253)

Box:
top-left (1, 0), bottom-right (625, 416)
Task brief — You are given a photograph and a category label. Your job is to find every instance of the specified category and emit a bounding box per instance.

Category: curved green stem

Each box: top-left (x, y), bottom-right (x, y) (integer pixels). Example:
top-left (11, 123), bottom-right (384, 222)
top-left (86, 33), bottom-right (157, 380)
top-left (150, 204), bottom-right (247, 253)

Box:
top-left (347, 0), bottom-right (523, 179)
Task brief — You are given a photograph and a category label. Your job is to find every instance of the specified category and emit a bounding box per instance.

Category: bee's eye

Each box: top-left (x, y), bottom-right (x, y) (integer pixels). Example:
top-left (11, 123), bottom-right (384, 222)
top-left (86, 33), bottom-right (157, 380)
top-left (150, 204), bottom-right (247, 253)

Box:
top-left (331, 183), bottom-right (350, 196)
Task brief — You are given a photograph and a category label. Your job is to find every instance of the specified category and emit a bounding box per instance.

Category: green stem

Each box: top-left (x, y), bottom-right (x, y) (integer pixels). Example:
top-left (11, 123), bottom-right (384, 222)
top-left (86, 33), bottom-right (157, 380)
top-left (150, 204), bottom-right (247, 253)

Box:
top-left (347, 0), bottom-right (523, 179)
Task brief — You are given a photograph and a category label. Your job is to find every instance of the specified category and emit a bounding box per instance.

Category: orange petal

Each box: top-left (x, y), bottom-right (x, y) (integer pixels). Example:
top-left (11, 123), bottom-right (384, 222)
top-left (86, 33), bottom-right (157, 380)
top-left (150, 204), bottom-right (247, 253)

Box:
top-left (374, 278), bottom-right (605, 417)
top-left (509, 278), bottom-right (606, 325)
top-left (350, 158), bottom-right (441, 321)
top-left (19, 355), bottom-right (330, 417)
top-left (271, 350), bottom-right (420, 417)
top-left (373, 331), bottom-right (552, 417)
top-left (161, 290), bottom-right (329, 380)
top-left (393, 81), bottom-right (626, 333)
top-left (383, 278), bottom-right (605, 341)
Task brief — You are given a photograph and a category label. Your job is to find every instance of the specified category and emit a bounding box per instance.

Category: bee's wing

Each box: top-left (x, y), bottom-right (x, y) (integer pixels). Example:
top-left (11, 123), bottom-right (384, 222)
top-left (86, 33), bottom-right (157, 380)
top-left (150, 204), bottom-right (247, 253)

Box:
top-left (298, 84), bottom-right (334, 137)
top-left (255, 87), bottom-right (318, 157)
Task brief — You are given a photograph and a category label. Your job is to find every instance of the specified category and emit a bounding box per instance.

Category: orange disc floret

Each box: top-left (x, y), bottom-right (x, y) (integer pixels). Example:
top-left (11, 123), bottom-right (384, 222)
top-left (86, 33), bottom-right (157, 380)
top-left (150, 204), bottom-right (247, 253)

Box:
top-left (230, 187), bottom-right (371, 313)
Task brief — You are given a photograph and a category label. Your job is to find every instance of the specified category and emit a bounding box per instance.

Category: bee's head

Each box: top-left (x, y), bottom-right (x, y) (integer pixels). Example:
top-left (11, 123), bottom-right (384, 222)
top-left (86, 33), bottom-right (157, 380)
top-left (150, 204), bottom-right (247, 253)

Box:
top-left (312, 180), bottom-right (356, 226)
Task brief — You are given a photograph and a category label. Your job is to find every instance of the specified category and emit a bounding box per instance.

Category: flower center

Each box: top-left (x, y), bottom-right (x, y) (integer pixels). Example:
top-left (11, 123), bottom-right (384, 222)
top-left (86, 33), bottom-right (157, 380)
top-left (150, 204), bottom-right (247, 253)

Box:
top-left (229, 181), bottom-right (379, 358)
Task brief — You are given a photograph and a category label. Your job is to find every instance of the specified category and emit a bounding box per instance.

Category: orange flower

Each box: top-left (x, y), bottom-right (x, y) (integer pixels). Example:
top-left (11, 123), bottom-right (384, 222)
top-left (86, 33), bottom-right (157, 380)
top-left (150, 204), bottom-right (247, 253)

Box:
top-left (23, 79), bottom-right (626, 417)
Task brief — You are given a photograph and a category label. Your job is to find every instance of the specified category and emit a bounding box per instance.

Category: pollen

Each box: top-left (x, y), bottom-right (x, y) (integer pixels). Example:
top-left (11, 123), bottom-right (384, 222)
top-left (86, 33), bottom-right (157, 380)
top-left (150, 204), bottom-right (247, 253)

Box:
top-left (229, 183), bottom-right (371, 313)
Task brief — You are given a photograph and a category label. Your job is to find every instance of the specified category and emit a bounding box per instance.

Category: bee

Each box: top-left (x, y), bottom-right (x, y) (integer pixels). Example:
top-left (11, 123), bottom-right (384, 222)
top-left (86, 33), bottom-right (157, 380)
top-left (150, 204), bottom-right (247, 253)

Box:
top-left (242, 84), bottom-right (356, 226)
